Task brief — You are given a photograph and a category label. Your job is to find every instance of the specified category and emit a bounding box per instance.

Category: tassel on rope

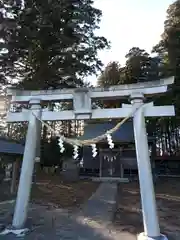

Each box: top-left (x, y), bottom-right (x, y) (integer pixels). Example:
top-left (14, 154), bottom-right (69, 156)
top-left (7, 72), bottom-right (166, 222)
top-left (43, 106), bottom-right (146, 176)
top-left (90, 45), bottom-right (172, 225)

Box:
top-left (73, 145), bottom-right (79, 159)
top-left (58, 138), bottom-right (65, 153)
top-left (106, 133), bottom-right (114, 149)
top-left (91, 144), bottom-right (97, 158)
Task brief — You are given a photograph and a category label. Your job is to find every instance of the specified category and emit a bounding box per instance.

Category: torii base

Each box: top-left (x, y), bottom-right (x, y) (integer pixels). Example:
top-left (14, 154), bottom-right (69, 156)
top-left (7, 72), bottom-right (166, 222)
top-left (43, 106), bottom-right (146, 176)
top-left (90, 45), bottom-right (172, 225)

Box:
top-left (137, 232), bottom-right (168, 240)
top-left (0, 227), bottom-right (29, 237)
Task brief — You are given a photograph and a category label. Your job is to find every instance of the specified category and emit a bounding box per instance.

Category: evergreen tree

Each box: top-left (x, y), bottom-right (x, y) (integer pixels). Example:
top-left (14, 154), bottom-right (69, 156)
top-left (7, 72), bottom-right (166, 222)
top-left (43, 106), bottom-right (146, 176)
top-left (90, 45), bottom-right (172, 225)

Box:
top-left (0, 0), bottom-right (109, 90)
top-left (125, 47), bottom-right (160, 84)
top-left (152, 0), bottom-right (180, 113)
top-left (97, 61), bottom-right (122, 87)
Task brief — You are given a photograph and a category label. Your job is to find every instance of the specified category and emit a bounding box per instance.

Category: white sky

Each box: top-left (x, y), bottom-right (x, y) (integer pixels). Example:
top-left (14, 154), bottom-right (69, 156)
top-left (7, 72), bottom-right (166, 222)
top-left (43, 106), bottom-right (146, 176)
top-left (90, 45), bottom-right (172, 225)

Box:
top-left (88, 0), bottom-right (174, 85)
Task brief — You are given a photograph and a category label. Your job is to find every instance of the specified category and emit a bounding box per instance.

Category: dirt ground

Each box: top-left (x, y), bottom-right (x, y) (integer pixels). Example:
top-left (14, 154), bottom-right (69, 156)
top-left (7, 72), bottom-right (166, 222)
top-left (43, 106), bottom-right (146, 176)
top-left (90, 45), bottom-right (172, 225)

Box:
top-left (0, 181), bottom-right (16, 202)
top-left (0, 173), bottom-right (99, 210)
top-left (114, 177), bottom-right (180, 240)
top-left (31, 174), bottom-right (99, 209)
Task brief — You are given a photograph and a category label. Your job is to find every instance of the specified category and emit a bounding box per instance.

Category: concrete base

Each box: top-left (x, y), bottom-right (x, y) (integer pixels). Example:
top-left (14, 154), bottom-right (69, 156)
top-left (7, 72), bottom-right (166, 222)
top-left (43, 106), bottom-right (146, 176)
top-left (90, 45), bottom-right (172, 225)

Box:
top-left (0, 228), bottom-right (29, 237)
top-left (137, 232), bottom-right (168, 240)
top-left (92, 177), bottom-right (129, 183)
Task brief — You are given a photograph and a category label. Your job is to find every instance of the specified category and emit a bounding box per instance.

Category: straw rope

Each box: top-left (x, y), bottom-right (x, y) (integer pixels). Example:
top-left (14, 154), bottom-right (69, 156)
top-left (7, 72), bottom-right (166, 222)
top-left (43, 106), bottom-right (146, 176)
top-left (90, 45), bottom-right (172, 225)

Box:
top-left (32, 104), bottom-right (144, 147)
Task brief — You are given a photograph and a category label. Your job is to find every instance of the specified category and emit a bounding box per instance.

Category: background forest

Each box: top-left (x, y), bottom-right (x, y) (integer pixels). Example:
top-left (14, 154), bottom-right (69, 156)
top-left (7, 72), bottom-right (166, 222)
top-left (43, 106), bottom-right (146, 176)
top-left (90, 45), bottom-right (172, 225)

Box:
top-left (0, 0), bottom-right (179, 166)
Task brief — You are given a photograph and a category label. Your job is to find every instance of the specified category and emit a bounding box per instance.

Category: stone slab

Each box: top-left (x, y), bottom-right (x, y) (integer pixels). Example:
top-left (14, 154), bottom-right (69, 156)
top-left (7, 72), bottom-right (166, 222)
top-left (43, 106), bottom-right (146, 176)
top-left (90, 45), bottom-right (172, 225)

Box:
top-left (78, 182), bottom-right (117, 225)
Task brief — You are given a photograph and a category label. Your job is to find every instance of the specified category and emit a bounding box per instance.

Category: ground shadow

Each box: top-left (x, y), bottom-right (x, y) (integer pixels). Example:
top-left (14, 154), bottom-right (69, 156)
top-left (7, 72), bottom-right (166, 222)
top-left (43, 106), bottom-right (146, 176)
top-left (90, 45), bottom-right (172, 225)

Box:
top-left (113, 178), bottom-right (180, 240)
top-left (0, 204), bottom-right (117, 240)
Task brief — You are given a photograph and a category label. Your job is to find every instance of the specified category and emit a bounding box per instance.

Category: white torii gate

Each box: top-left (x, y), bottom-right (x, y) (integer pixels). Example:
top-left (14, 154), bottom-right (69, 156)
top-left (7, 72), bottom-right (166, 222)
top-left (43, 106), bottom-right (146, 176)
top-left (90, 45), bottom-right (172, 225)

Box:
top-left (3, 77), bottom-right (175, 240)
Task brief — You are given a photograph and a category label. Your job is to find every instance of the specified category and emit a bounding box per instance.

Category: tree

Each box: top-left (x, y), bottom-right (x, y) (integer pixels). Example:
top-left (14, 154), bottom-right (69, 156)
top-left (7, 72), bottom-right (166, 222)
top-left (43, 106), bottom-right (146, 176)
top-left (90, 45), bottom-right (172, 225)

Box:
top-left (152, 0), bottom-right (180, 113)
top-left (97, 61), bottom-right (122, 87)
top-left (125, 47), bottom-right (160, 84)
top-left (96, 61), bottom-right (124, 108)
top-left (157, 0), bottom-right (180, 68)
top-left (97, 48), bottom-right (162, 87)
top-left (96, 48), bottom-right (163, 108)
top-left (0, 1), bottom-right (20, 86)
top-left (151, 0), bottom-right (180, 157)
top-left (41, 137), bottom-right (62, 167)
top-left (0, 0), bottom-right (110, 156)
top-left (1, 0), bottom-right (109, 90)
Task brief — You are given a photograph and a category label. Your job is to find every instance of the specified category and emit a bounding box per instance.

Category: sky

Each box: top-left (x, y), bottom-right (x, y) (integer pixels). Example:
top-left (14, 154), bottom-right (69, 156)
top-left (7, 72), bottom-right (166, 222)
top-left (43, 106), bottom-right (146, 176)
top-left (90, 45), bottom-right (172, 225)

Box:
top-left (88, 0), bottom-right (175, 85)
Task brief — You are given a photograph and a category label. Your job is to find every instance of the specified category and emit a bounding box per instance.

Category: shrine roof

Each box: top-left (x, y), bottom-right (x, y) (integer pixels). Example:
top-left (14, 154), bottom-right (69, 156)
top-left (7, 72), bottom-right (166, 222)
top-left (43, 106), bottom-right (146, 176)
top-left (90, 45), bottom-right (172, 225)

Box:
top-left (0, 138), bottom-right (24, 155)
top-left (79, 121), bottom-right (154, 143)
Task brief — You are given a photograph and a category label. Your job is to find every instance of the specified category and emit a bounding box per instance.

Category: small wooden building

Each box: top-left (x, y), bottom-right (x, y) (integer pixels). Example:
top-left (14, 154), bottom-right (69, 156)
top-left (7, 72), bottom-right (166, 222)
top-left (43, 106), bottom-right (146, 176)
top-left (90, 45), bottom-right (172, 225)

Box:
top-left (0, 137), bottom-right (24, 182)
top-left (0, 137), bottom-right (24, 156)
top-left (79, 120), bottom-right (154, 178)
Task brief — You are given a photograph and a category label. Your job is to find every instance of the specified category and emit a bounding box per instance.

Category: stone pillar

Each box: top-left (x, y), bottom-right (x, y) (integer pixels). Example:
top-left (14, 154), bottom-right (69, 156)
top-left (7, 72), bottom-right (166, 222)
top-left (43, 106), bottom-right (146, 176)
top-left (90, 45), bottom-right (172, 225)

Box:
top-left (130, 93), bottom-right (166, 240)
top-left (12, 99), bottom-right (42, 229)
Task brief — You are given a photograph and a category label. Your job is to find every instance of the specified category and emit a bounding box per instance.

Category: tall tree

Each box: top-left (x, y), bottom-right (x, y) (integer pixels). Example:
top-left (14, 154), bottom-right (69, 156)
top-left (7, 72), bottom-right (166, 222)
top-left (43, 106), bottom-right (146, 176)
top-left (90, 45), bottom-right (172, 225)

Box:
top-left (0, 1), bottom-right (20, 86)
top-left (97, 61), bottom-right (126, 108)
top-left (97, 61), bottom-right (122, 87)
top-left (98, 48), bottom-right (162, 88)
top-left (1, 0), bottom-right (109, 90)
top-left (0, 0), bottom-right (110, 144)
top-left (151, 0), bottom-right (180, 156)
top-left (152, 0), bottom-right (180, 112)
top-left (125, 47), bottom-right (160, 84)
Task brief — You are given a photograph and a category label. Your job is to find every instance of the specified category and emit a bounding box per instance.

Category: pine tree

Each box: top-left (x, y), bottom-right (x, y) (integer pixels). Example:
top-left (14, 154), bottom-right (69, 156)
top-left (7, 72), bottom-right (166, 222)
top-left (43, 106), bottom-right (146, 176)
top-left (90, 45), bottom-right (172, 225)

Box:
top-left (97, 62), bottom-right (122, 87)
top-left (1, 0), bottom-right (109, 90)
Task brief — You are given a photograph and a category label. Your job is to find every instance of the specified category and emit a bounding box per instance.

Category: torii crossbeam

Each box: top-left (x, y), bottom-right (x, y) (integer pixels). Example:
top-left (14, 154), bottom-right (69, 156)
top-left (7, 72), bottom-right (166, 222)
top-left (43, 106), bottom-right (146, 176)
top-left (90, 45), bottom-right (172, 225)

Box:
top-left (2, 77), bottom-right (175, 240)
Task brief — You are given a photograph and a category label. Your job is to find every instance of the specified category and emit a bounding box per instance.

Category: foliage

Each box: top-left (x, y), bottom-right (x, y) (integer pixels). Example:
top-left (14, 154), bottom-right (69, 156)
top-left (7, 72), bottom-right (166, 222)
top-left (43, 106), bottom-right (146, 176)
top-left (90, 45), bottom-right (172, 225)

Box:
top-left (40, 137), bottom-right (76, 167)
top-left (152, 0), bottom-right (180, 115)
top-left (0, 0), bottom-right (109, 90)
top-left (41, 138), bottom-right (61, 167)
top-left (97, 47), bottom-right (169, 108)
top-left (2, 0), bottom-right (180, 159)
top-left (97, 61), bottom-right (122, 87)
top-left (150, 0), bottom-right (180, 156)
top-left (125, 47), bottom-right (160, 83)
top-left (0, 0), bottom-right (109, 161)
top-left (97, 2), bottom-right (180, 156)
top-left (97, 47), bottom-right (166, 88)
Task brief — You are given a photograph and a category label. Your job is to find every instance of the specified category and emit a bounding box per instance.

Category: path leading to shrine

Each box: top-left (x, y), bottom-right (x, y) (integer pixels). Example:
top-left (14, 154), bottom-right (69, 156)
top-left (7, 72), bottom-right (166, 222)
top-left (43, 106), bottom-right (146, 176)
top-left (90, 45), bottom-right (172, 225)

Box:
top-left (0, 182), bottom-right (122, 240)
top-left (1, 179), bottom-right (180, 239)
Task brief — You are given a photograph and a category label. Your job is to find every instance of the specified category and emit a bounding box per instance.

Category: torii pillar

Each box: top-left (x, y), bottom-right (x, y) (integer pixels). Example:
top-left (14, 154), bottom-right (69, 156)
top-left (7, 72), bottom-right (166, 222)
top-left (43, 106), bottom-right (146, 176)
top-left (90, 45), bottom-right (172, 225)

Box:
top-left (12, 99), bottom-right (42, 230)
top-left (130, 93), bottom-right (168, 240)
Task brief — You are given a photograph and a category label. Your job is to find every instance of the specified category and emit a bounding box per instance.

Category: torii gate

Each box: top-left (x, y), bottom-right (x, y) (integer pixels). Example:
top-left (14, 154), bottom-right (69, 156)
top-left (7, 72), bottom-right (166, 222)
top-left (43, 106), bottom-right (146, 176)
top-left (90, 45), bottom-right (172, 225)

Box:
top-left (3, 77), bottom-right (174, 240)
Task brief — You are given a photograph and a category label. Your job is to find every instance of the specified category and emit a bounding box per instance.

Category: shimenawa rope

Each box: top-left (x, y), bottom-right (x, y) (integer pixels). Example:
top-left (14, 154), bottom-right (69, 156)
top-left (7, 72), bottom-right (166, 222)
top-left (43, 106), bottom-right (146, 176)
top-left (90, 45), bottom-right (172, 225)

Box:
top-left (31, 103), bottom-right (144, 146)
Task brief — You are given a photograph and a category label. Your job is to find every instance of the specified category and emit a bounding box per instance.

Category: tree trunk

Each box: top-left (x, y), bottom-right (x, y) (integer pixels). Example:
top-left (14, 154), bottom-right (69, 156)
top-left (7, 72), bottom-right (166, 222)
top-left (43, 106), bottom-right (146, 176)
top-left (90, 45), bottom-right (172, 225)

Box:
top-left (10, 158), bottom-right (19, 194)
